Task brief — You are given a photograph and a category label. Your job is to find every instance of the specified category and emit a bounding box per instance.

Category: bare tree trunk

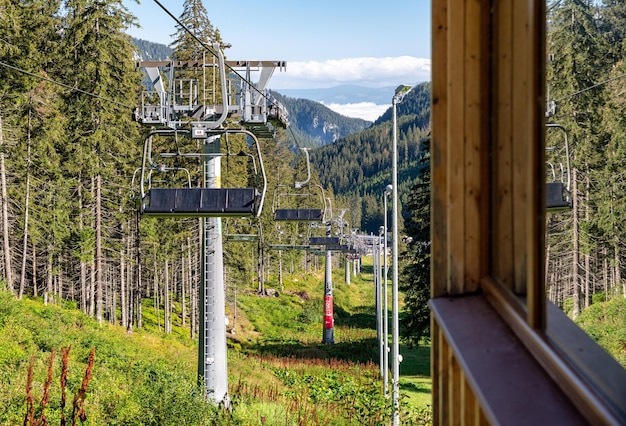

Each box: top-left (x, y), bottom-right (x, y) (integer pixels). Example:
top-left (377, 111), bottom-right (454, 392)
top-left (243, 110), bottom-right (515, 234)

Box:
top-left (136, 212), bottom-right (143, 330)
top-left (181, 243), bottom-right (186, 328)
top-left (88, 180), bottom-right (96, 318)
top-left (572, 167), bottom-right (580, 319)
top-left (78, 184), bottom-right (88, 314)
top-left (545, 235), bottom-right (551, 303)
top-left (616, 245), bottom-right (622, 298)
top-left (165, 259), bottom-right (171, 334)
top-left (188, 236), bottom-right (196, 338)
top-left (603, 247), bottom-right (608, 298)
top-left (18, 112), bottom-right (32, 300)
top-left (110, 265), bottom-right (117, 325)
top-left (278, 250), bottom-right (283, 290)
top-left (121, 228), bottom-right (128, 329)
top-left (44, 250), bottom-right (53, 305)
top-left (584, 253), bottom-right (590, 308)
top-left (95, 174), bottom-right (103, 324)
top-left (0, 112), bottom-right (14, 293)
top-left (54, 258), bottom-right (60, 300)
top-left (154, 251), bottom-right (161, 332)
top-left (257, 239), bottom-right (265, 294)
top-left (584, 173), bottom-right (590, 309)
top-left (89, 258), bottom-right (95, 317)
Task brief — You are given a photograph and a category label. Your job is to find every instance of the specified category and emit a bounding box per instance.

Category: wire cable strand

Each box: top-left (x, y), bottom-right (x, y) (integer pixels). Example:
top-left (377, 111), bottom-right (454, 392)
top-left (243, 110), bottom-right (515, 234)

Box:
top-left (152, 0), bottom-right (285, 116)
top-left (0, 60), bottom-right (134, 110)
top-left (553, 72), bottom-right (626, 103)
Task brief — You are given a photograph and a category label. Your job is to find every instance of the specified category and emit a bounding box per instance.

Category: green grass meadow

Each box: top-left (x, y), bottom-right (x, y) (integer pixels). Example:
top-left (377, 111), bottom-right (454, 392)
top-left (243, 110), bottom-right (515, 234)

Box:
top-left (0, 255), bottom-right (432, 425)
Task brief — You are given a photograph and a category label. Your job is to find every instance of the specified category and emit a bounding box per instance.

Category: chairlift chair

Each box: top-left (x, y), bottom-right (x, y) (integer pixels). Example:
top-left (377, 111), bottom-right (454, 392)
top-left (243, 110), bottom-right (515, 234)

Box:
top-left (545, 123), bottom-right (572, 211)
top-left (273, 148), bottom-right (328, 222)
top-left (224, 218), bottom-right (260, 243)
top-left (134, 43), bottom-right (230, 131)
top-left (138, 128), bottom-right (267, 218)
top-left (267, 222), bottom-right (310, 251)
top-left (235, 62), bottom-right (289, 138)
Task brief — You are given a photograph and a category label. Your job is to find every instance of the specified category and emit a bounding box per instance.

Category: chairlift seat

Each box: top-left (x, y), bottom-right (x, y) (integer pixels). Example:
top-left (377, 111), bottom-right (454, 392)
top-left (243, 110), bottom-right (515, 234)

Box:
top-left (225, 234), bottom-right (259, 242)
top-left (309, 236), bottom-right (340, 245)
top-left (546, 182), bottom-right (571, 210)
top-left (268, 244), bottom-right (310, 251)
top-left (274, 208), bottom-right (324, 221)
top-left (325, 244), bottom-right (350, 252)
top-left (243, 123), bottom-right (274, 139)
top-left (143, 188), bottom-right (259, 217)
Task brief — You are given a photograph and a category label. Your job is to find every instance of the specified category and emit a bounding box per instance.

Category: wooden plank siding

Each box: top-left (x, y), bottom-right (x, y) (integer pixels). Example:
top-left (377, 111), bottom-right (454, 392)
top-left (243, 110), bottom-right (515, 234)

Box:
top-left (429, 0), bottom-right (626, 424)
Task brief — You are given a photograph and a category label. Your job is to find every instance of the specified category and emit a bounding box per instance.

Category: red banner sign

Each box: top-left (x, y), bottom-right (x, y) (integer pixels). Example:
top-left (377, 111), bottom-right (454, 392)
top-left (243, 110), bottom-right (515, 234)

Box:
top-left (324, 295), bottom-right (334, 329)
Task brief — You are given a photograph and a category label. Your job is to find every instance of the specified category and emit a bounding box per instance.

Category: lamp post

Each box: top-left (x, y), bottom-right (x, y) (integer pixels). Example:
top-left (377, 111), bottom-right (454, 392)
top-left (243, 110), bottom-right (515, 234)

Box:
top-left (383, 184), bottom-right (392, 397)
top-left (392, 84), bottom-right (412, 425)
top-left (377, 226), bottom-right (384, 379)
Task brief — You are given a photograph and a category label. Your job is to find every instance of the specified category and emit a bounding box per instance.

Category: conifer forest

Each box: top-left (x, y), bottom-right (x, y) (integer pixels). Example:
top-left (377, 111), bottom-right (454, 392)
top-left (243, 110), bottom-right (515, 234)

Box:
top-left (0, 1), bottom-right (625, 423)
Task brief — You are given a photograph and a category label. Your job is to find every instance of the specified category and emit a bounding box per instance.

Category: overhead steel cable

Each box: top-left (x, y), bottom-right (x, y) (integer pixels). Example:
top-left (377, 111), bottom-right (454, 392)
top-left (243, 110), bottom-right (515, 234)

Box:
top-left (553, 72), bottom-right (626, 103)
top-left (0, 60), bottom-right (134, 110)
top-left (151, 0), bottom-right (315, 184)
top-left (153, 0), bottom-right (310, 156)
top-left (152, 0), bottom-right (284, 113)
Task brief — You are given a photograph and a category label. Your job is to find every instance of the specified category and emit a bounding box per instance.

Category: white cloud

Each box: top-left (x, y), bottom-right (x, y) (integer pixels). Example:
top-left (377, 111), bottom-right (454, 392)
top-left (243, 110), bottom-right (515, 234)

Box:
top-left (270, 56), bottom-right (431, 90)
top-left (323, 102), bottom-right (389, 122)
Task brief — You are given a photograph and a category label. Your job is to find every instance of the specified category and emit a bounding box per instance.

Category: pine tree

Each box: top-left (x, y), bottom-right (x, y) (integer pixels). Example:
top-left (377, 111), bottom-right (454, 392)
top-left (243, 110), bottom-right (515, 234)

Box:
top-left (598, 60), bottom-right (626, 299)
top-left (0, 0), bottom-right (66, 299)
top-left (60, 0), bottom-right (142, 323)
top-left (170, 0), bottom-right (226, 60)
top-left (547, 0), bottom-right (612, 317)
top-left (399, 137), bottom-right (431, 347)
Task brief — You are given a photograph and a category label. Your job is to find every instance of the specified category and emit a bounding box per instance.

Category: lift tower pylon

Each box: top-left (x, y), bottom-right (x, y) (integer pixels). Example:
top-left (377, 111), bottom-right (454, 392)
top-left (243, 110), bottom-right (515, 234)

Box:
top-left (133, 43), bottom-right (286, 406)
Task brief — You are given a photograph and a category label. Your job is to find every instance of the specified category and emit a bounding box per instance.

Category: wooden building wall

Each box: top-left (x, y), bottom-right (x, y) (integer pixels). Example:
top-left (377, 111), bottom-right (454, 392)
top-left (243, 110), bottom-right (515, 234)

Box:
top-left (429, 0), bottom-right (626, 424)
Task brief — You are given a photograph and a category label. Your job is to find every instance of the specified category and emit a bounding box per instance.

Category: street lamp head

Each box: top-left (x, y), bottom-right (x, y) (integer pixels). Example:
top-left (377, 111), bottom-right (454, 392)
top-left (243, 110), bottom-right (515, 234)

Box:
top-left (384, 184), bottom-right (393, 195)
top-left (393, 85), bottom-right (413, 103)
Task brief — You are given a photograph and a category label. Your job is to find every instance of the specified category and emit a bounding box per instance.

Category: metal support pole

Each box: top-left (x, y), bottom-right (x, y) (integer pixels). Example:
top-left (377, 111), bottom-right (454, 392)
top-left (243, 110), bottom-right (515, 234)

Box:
top-left (391, 96), bottom-right (400, 425)
top-left (322, 248), bottom-right (334, 344)
top-left (322, 223), bottom-right (334, 344)
top-left (383, 187), bottom-right (391, 397)
top-left (375, 237), bottom-right (383, 377)
top-left (198, 136), bottom-right (230, 407)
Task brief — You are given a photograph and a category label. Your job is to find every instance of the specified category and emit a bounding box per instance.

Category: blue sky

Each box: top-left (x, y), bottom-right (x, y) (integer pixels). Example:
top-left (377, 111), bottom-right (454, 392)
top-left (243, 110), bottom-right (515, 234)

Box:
top-left (124, 0), bottom-right (431, 120)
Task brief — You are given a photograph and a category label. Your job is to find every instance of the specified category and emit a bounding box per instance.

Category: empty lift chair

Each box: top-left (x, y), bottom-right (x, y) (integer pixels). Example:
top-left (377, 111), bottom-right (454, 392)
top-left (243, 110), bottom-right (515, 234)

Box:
top-left (224, 218), bottom-right (260, 243)
top-left (546, 123), bottom-right (572, 211)
top-left (138, 128), bottom-right (267, 218)
top-left (273, 148), bottom-right (327, 221)
top-left (236, 60), bottom-right (289, 138)
top-left (134, 42), bottom-right (230, 131)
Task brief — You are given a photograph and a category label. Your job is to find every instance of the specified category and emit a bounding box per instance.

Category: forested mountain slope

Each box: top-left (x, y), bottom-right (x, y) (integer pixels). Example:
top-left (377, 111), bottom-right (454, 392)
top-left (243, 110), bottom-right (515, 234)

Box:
top-left (132, 37), bottom-right (173, 61)
top-left (0, 3), bottom-right (624, 402)
top-left (270, 91), bottom-right (372, 148)
top-left (130, 39), bottom-right (369, 148)
top-left (309, 82), bottom-right (431, 233)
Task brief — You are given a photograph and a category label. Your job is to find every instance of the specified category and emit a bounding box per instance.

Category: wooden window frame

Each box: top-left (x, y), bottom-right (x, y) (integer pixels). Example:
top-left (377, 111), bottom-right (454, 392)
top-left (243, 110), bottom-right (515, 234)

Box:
top-left (430, 0), bottom-right (626, 423)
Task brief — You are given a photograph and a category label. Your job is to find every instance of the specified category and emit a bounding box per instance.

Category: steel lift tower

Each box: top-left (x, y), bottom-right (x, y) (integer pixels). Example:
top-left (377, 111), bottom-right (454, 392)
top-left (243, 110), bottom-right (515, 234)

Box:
top-left (134, 43), bottom-right (286, 406)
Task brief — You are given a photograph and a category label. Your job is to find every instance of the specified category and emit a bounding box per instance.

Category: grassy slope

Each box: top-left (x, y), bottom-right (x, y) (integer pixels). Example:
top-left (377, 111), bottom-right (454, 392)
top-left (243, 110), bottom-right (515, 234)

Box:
top-left (0, 256), bottom-right (432, 425)
top-left (2, 258), bottom-right (623, 425)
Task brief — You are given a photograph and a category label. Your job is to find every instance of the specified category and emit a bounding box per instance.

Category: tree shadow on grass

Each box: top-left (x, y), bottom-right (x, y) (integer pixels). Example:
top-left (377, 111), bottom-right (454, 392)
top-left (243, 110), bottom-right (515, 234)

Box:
top-left (334, 304), bottom-right (377, 330)
top-left (359, 264), bottom-right (374, 276)
top-left (247, 337), bottom-right (381, 365)
top-left (400, 343), bottom-right (431, 377)
top-left (399, 380), bottom-right (432, 395)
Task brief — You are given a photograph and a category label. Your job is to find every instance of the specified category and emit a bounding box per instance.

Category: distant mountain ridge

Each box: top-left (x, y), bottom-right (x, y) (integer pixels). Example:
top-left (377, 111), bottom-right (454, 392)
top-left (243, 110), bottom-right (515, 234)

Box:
top-left (131, 38), bottom-right (369, 147)
top-left (277, 85), bottom-right (399, 105)
top-left (309, 82), bottom-right (432, 233)
top-left (132, 37), bottom-right (172, 61)
top-left (271, 91), bottom-right (372, 148)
